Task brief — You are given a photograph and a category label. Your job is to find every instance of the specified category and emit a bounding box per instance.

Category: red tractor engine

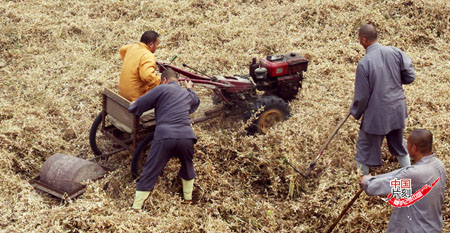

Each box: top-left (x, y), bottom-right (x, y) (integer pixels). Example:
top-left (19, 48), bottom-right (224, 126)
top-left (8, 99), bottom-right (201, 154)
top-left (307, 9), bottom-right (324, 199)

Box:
top-left (250, 52), bottom-right (309, 101)
top-left (158, 52), bottom-right (309, 134)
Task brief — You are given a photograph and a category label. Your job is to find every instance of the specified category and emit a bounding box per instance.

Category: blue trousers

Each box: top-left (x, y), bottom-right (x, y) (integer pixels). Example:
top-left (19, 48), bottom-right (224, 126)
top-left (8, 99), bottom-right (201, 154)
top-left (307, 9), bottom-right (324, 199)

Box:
top-left (137, 138), bottom-right (195, 191)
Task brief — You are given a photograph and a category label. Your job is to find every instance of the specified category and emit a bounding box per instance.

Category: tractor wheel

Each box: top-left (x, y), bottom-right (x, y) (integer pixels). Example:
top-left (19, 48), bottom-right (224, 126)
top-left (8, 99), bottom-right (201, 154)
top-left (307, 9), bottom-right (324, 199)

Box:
top-left (130, 133), bottom-right (154, 180)
top-left (275, 80), bottom-right (301, 102)
top-left (89, 112), bottom-right (107, 156)
top-left (247, 95), bottom-right (290, 134)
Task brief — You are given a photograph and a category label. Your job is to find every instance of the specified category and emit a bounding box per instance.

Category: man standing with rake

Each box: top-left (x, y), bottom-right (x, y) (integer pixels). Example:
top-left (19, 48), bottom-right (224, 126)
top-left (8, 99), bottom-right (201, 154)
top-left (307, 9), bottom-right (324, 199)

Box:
top-left (351, 24), bottom-right (416, 174)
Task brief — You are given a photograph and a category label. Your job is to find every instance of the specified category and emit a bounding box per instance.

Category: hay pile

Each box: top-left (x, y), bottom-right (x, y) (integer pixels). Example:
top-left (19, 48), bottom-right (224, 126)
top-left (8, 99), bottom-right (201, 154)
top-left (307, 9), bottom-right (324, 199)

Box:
top-left (0, 0), bottom-right (448, 232)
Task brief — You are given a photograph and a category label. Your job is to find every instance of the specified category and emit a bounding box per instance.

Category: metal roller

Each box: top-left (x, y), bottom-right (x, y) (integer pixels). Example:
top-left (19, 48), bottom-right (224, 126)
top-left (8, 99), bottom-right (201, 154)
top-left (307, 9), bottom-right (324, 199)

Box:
top-left (38, 153), bottom-right (107, 195)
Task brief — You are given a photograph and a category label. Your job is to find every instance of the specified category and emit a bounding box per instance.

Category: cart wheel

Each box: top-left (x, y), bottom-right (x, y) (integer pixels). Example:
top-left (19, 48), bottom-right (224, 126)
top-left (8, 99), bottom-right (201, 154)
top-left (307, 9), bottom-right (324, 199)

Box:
top-left (89, 112), bottom-right (120, 156)
top-left (247, 95), bottom-right (290, 134)
top-left (131, 133), bottom-right (154, 180)
top-left (89, 113), bottom-right (104, 155)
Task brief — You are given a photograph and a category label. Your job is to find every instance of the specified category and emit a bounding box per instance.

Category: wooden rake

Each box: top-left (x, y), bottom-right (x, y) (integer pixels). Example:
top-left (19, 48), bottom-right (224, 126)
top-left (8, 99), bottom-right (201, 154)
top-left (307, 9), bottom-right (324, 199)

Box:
top-left (286, 112), bottom-right (351, 177)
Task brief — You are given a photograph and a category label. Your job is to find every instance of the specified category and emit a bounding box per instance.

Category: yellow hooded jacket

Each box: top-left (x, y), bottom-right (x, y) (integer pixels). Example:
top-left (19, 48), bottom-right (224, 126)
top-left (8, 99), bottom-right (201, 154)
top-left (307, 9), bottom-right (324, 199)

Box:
top-left (118, 42), bottom-right (161, 101)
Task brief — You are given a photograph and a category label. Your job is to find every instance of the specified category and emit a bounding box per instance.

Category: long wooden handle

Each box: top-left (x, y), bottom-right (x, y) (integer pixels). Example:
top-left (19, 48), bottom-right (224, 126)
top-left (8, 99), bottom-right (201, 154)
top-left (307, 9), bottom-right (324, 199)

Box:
top-left (313, 112), bottom-right (351, 164)
top-left (305, 112), bottom-right (351, 176)
top-left (325, 188), bottom-right (364, 233)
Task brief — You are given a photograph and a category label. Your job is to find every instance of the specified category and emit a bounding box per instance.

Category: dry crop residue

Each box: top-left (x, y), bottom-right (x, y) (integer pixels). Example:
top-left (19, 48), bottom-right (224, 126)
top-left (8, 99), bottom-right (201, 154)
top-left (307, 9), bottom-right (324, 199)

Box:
top-left (0, 0), bottom-right (448, 232)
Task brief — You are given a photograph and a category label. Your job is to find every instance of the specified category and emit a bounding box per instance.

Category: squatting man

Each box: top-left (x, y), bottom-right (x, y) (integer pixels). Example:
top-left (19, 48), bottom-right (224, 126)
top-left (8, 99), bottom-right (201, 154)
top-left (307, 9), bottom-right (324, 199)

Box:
top-left (128, 68), bottom-right (200, 209)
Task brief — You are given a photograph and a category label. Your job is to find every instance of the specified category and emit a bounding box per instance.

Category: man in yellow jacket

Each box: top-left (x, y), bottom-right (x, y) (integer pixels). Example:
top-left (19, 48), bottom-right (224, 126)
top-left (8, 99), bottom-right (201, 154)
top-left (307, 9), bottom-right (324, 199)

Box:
top-left (118, 30), bottom-right (161, 101)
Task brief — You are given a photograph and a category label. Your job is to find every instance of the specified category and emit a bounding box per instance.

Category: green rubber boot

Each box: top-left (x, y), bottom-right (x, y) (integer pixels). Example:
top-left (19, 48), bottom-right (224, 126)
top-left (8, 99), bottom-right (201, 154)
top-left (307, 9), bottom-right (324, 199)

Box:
top-left (132, 191), bottom-right (150, 210)
top-left (182, 178), bottom-right (194, 201)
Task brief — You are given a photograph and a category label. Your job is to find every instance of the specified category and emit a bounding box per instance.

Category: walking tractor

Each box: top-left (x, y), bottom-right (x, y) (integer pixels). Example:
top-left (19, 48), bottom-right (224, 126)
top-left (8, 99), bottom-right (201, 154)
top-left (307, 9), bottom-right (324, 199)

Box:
top-left (30, 52), bottom-right (309, 199)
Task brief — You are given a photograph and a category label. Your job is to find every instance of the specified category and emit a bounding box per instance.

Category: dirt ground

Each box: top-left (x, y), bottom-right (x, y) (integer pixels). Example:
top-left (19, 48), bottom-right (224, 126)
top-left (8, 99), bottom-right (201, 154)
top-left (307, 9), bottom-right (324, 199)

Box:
top-left (0, 0), bottom-right (448, 232)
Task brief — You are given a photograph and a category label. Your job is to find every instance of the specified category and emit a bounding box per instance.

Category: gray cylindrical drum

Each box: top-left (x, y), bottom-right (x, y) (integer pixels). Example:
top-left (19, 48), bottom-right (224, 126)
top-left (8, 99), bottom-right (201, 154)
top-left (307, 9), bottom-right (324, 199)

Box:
top-left (40, 153), bottom-right (106, 193)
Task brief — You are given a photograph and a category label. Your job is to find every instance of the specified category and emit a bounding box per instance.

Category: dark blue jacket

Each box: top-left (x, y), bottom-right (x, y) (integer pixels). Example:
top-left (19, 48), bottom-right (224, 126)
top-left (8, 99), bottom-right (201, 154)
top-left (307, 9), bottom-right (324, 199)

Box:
top-left (128, 81), bottom-right (200, 141)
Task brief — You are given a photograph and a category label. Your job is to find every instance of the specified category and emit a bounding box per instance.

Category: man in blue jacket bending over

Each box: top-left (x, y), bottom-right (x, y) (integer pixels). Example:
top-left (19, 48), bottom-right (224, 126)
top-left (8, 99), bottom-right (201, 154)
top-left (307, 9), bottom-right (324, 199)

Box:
top-left (129, 68), bottom-right (200, 209)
